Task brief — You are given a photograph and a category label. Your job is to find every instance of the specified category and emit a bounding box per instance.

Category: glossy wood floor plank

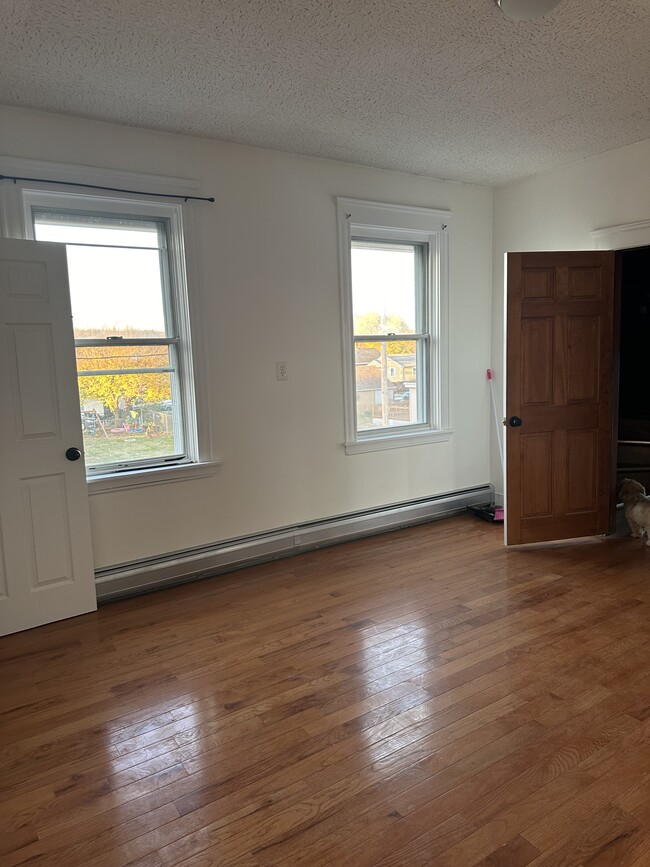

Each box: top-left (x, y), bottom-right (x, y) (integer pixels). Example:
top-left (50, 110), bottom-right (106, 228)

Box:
top-left (2, 515), bottom-right (650, 866)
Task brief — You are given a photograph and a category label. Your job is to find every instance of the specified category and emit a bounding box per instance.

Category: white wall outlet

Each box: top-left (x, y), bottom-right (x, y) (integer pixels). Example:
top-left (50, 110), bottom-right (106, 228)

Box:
top-left (276, 361), bottom-right (288, 381)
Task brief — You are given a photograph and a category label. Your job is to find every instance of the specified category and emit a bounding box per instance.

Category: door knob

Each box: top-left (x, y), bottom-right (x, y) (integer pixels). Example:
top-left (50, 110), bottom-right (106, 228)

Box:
top-left (509, 416), bottom-right (523, 427)
top-left (65, 447), bottom-right (82, 461)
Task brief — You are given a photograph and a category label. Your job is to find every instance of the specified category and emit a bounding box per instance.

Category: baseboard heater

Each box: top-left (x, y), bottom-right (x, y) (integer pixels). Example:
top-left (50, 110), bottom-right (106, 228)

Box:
top-left (95, 484), bottom-right (492, 602)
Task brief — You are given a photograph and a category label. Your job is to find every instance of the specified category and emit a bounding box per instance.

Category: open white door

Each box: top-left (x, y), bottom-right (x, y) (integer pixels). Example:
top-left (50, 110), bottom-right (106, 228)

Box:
top-left (0, 238), bottom-right (96, 636)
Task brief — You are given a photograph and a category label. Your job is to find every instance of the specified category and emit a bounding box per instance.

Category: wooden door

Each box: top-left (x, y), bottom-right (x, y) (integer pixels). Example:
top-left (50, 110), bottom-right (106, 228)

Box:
top-left (0, 238), bottom-right (97, 636)
top-left (505, 251), bottom-right (616, 545)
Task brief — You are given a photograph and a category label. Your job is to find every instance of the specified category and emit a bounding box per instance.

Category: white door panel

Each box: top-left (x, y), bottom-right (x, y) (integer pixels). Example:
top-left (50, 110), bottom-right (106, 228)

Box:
top-left (0, 238), bottom-right (96, 636)
top-left (10, 323), bottom-right (61, 437)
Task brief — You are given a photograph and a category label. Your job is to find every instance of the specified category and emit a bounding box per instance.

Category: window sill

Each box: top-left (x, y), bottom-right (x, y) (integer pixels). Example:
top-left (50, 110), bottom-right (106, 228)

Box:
top-left (87, 460), bottom-right (221, 494)
top-left (344, 429), bottom-right (452, 455)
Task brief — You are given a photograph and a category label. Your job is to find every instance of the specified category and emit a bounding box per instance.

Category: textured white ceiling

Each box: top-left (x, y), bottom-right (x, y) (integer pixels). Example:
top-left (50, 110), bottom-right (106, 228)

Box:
top-left (1, 0), bottom-right (649, 185)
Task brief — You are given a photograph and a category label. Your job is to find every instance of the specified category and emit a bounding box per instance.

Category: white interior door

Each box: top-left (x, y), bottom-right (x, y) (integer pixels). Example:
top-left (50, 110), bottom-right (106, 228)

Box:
top-left (0, 238), bottom-right (96, 636)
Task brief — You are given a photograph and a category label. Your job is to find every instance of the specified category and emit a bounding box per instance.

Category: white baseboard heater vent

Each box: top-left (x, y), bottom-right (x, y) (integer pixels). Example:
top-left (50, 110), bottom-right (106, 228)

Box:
top-left (95, 484), bottom-right (492, 602)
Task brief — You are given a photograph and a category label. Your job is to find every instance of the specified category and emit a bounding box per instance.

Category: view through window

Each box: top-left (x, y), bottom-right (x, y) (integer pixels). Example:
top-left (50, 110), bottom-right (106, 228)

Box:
top-left (351, 239), bottom-right (428, 433)
top-left (33, 210), bottom-right (185, 472)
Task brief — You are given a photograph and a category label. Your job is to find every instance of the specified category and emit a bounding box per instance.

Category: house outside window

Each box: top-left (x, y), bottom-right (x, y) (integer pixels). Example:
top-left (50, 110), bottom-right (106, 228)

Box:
top-left (337, 198), bottom-right (451, 454)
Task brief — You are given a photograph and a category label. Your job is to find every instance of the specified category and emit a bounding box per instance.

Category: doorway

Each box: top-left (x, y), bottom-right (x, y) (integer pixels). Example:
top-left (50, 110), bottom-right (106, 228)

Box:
top-left (503, 241), bottom-right (650, 546)
top-left (615, 245), bottom-right (650, 493)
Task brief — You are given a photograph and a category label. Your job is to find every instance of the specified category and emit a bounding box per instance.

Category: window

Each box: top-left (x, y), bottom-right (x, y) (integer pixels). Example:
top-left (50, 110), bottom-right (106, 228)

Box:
top-left (18, 187), bottom-right (204, 479)
top-left (337, 198), bottom-right (451, 454)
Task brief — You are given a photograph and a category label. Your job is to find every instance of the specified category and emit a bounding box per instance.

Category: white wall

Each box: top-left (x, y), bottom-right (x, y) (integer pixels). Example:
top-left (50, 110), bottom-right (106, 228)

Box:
top-left (491, 138), bottom-right (650, 497)
top-left (0, 105), bottom-right (493, 569)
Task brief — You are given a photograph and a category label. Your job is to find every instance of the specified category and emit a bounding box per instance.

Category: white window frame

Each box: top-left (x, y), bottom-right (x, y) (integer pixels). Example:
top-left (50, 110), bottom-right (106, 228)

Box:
top-left (0, 157), bottom-right (218, 491)
top-left (337, 197), bottom-right (451, 454)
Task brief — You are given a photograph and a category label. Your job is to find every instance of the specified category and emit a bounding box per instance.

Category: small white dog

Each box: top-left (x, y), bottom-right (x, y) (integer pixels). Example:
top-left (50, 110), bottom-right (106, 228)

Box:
top-left (618, 478), bottom-right (650, 545)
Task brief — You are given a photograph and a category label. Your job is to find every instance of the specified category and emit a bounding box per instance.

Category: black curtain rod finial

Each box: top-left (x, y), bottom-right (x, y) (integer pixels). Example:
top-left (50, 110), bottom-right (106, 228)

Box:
top-left (0, 173), bottom-right (215, 203)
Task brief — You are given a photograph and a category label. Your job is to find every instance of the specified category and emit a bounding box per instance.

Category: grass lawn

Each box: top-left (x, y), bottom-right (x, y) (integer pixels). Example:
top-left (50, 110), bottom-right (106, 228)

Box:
top-left (83, 432), bottom-right (177, 465)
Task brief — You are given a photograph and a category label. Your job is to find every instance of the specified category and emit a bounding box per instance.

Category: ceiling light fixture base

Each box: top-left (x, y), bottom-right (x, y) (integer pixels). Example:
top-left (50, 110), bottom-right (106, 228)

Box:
top-left (495, 0), bottom-right (562, 20)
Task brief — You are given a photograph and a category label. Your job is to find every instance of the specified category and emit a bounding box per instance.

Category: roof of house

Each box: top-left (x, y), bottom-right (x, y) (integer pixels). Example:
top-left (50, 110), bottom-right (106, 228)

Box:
top-left (369, 354), bottom-right (417, 367)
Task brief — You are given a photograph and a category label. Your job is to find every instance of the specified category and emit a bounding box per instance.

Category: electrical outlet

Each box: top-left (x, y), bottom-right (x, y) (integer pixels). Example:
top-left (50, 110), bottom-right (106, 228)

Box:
top-left (276, 361), bottom-right (288, 381)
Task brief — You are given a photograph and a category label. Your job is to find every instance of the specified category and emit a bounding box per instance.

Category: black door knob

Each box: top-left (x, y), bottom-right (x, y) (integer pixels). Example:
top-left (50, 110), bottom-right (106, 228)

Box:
top-left (509, 416), bottom-right (523, 427)
top-left (65, 447), bottom-right (82, 461)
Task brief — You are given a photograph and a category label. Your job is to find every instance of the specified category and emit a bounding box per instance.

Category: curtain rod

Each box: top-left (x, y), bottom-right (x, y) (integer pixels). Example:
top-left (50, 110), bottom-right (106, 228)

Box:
top-left (0, 174), bottom-right (215, 203)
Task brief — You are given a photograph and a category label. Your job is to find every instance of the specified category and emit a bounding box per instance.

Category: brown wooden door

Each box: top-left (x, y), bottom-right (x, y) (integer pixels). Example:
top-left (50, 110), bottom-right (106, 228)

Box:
top-left (505, 251), bottom-right (616, 545)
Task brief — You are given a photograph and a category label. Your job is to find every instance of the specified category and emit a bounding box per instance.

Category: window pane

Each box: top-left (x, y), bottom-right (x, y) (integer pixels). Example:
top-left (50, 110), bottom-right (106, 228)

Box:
top-left (351, 241), bottom-right (421, 335)
top-left (354, 340), bottom-right (424, 432)
top-left (78, 371), bottom-right (182, 467)
top-left (69, 246), bottom-right (166, 339)
top-left (33, 213), bottom-right (169, 339)
top-left (75, 344), bottom-right (171, 372)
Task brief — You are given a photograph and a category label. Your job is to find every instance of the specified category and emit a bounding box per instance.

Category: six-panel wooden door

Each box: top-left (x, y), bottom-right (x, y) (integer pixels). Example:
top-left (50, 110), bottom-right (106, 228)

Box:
top-left (505, 251), bottom-right (616, 545)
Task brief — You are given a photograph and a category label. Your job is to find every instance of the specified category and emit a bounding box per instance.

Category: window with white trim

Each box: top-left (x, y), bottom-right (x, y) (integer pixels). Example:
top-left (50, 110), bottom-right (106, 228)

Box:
top-left (337, 198), bottom-right (451, 454)
top-left (21, 189), bottom-right (200, 477)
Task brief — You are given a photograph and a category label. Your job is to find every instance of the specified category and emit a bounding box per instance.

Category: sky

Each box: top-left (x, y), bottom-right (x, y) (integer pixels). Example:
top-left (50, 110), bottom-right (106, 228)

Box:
top-left (350, 242), bottom-right (417, 332)
top-left (33, 220), bottom-right (167, 336)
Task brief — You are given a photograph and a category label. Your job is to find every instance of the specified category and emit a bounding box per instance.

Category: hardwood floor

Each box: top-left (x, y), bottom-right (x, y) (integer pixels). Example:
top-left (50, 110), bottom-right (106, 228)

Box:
top-left (2, 514), bottom-right (650, 866)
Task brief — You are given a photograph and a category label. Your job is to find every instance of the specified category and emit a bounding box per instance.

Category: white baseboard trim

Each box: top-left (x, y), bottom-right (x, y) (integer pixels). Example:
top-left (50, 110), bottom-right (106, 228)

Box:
top-left (95, 484), bottom-right (492, 601)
